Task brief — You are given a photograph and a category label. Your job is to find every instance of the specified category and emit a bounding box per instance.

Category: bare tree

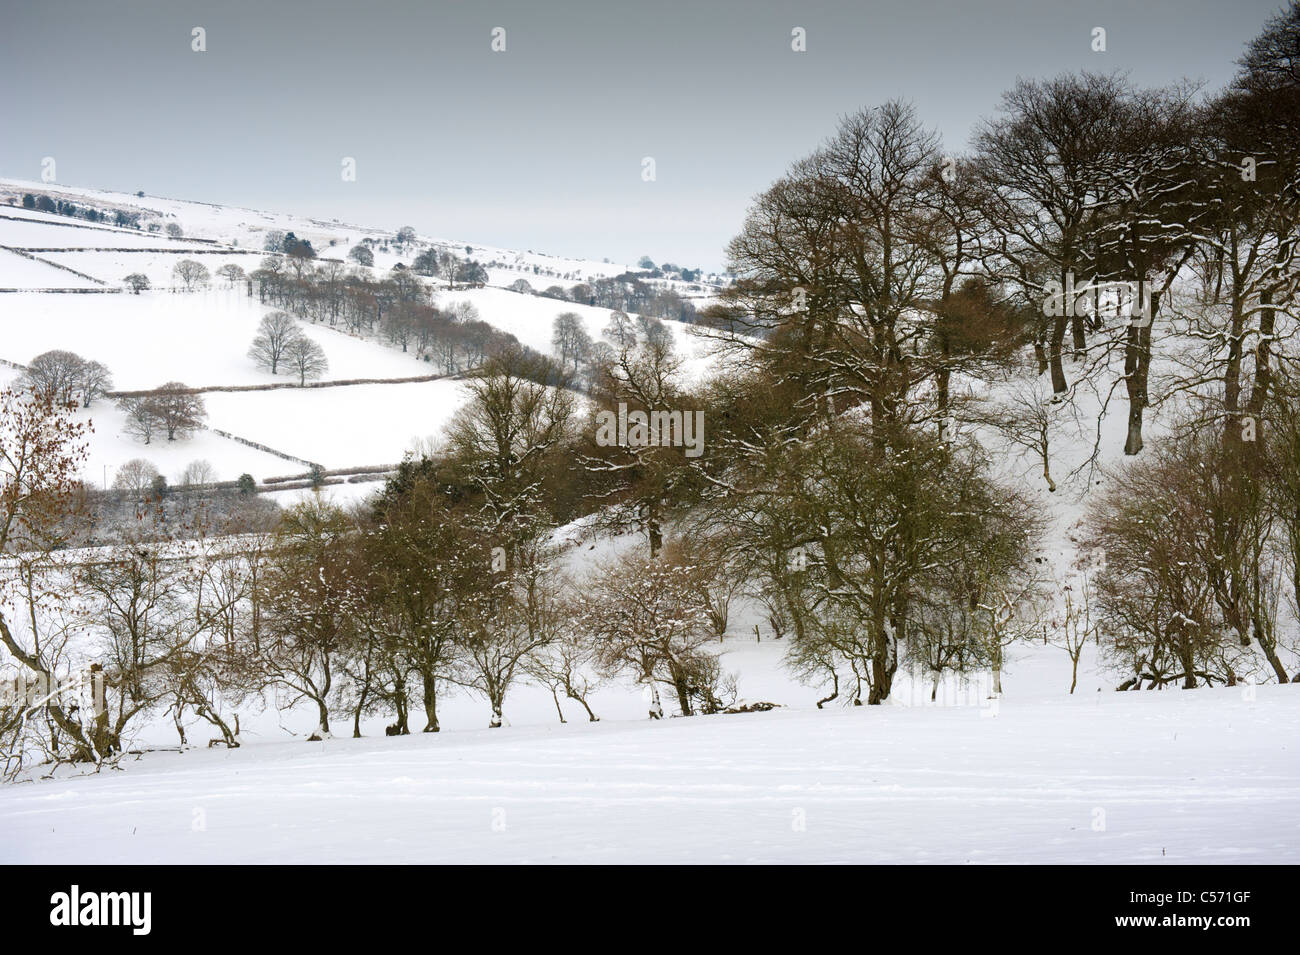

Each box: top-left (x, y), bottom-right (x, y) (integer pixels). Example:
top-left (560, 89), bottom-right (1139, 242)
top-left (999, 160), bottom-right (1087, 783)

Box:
top-left (21, 350), bottom-right (84, 405)
top-left (119, 396), bottom-right (158, 445)
top-left (576, 550), bottom-right (720, 718)
top-left (248, 311), bottom-right (299, 375)
top-left (216, 263), bottom-right (246, 287)
top-left (974, 74), bottom-right (1130, 395)
top-left (972, 365), bottom-right (1085, 493)
top-left (551, 312), bottom-right (592, 377)
top-left (112, 458), bottom-right (160, 495)
top-left (74, 360), bottom-right (113, 408)
top-left (149, 383), bottom-right (207, 441)
top-left (524, 601), bottom-right (605, 723)
top-left (0, 387), bottom-right (100, 767)
top-left (1084, 432), bottom-right (1254, 689)
top-left (173, 259), bottom-right (210, 292)
top-left (284, 335), bottom-right (329, 385)
top-left (253, 500), bottom-right (365, 739)
top-left (1047, 572), bottom-right (1099, 694)
top-left (179, 459), bottom-right (217, 488)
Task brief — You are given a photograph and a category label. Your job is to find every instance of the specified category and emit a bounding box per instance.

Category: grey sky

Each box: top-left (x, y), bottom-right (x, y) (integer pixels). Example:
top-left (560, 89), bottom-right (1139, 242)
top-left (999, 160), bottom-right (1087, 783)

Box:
top-left (0, 0), bottom-right (1283, 270)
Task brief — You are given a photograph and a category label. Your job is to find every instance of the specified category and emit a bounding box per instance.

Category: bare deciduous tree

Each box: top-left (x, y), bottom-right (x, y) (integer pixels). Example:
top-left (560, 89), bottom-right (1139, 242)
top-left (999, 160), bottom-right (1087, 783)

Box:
top-left (216, 263), bottom-right (246, 287)
top-left (173, 259), bottom-right (210, 292)
top-left (248, 311), bottom-right (299, 376)
top-left (284, 335), bottom-right (328, 385)
top-left (148, 383), bottom-right (207, 441)
top-left (112, 458), bottom-right (160, 495)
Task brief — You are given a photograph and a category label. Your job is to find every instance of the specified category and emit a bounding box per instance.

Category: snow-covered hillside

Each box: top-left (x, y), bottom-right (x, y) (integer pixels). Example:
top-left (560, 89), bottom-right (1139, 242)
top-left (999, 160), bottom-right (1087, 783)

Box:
top-left (0, 181), bottom-right (712, 490)
top-left (0, 178), bottom-right (725, 291)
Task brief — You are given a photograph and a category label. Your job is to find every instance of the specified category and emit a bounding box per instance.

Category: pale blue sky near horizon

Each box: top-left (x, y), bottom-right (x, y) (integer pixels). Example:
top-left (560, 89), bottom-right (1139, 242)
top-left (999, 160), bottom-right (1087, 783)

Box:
top-left (0, 0), bottom-right (1285, 270)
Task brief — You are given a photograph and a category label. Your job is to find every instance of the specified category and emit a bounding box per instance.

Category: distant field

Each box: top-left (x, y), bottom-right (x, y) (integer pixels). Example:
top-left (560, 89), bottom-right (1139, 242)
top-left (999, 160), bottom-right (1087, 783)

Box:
top-left (204, 378), bottom-right (469, 468)
top-left (40, 249), bottom-right (262, 288)
top-left (0, 214), bottom-right (213, 250)
top-left (0, 182), bottom-right (716, 494)
top-left (0, 248), bottom-right (103, 289)
top-left (0, 289), bottom-right (431, 389)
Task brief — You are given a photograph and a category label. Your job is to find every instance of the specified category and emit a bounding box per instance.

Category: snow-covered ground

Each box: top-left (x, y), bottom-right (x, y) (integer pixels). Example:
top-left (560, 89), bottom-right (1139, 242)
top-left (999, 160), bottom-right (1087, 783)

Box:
top-left (2, 673), bottom-right (1294, 864)
top-left (0, 215), bottom-right (213, 251)
top-left (204, 378), bottom-right (469, 469)
top-left (0, 290), bottom-right (430, 389)
top-left (37, 249), bottom-right (261, 289)
top-left (0, 249), bottom-right (104, 289)
top-left (0, 284), bottom-right (462, 485)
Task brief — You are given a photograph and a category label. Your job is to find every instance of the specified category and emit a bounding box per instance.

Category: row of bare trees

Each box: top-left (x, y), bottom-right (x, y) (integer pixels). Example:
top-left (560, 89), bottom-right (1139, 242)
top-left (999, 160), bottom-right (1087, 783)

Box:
top-left (247, 255), bottom-right (542, 376)
top-left (0, 347), bottom-right (740, 774)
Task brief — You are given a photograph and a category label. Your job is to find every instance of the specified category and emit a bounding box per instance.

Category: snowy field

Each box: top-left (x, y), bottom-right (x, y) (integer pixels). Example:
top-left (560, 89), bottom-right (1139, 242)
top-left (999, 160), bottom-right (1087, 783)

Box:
top-left (0, 290), bottom-right (430, 389)
top-left (0, 269), bottom-right (710, 487)
top-left (0, 215), bottom-right (213, 251)
top-left (1, 676), bottom-right (1295, 864)
top-left (38, 249), bottom-right (262, 289)
top-left (0, 283), bottom-right (466, 485)
top-left (0, 249), bottom-right (103, 289)
top-left (204, 378), bottom-right (469, 468)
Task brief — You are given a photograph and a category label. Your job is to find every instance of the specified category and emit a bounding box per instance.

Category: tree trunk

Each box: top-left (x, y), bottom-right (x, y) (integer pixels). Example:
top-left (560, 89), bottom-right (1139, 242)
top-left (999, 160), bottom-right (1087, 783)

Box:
top-left (816, 671), bottom-right (839, 710)
top-left (1122, 300), bottom-right (1155, 455)
top-left (308, 696), bottom-right (330, 743)
top-left (648, 514), bottom-right (663, 559)
top-left (1033, 336), bottom-right (1049, 376)
top-left (867, 618), bottom-right (898, 705)
top-left (421, 671), bottom-right (440, 732)
top-left (1246, 284), bottom-right (1276, 440)
top-left (393, 690), bottom-right (409, 734)
top-left (671, 666), bottom-right (692, 717)
top-left (1049, 316), bottom-right (1068, 394)
top-left (1223, 299), bottom-right (1246, 446)
top-left (647, 683), bottom-right (664, 719)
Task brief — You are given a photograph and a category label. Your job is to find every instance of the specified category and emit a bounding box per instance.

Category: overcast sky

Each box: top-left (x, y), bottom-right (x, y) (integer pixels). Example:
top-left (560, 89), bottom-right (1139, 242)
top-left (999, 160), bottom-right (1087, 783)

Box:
top-left (0, 0), bottom-right (1284, 270)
